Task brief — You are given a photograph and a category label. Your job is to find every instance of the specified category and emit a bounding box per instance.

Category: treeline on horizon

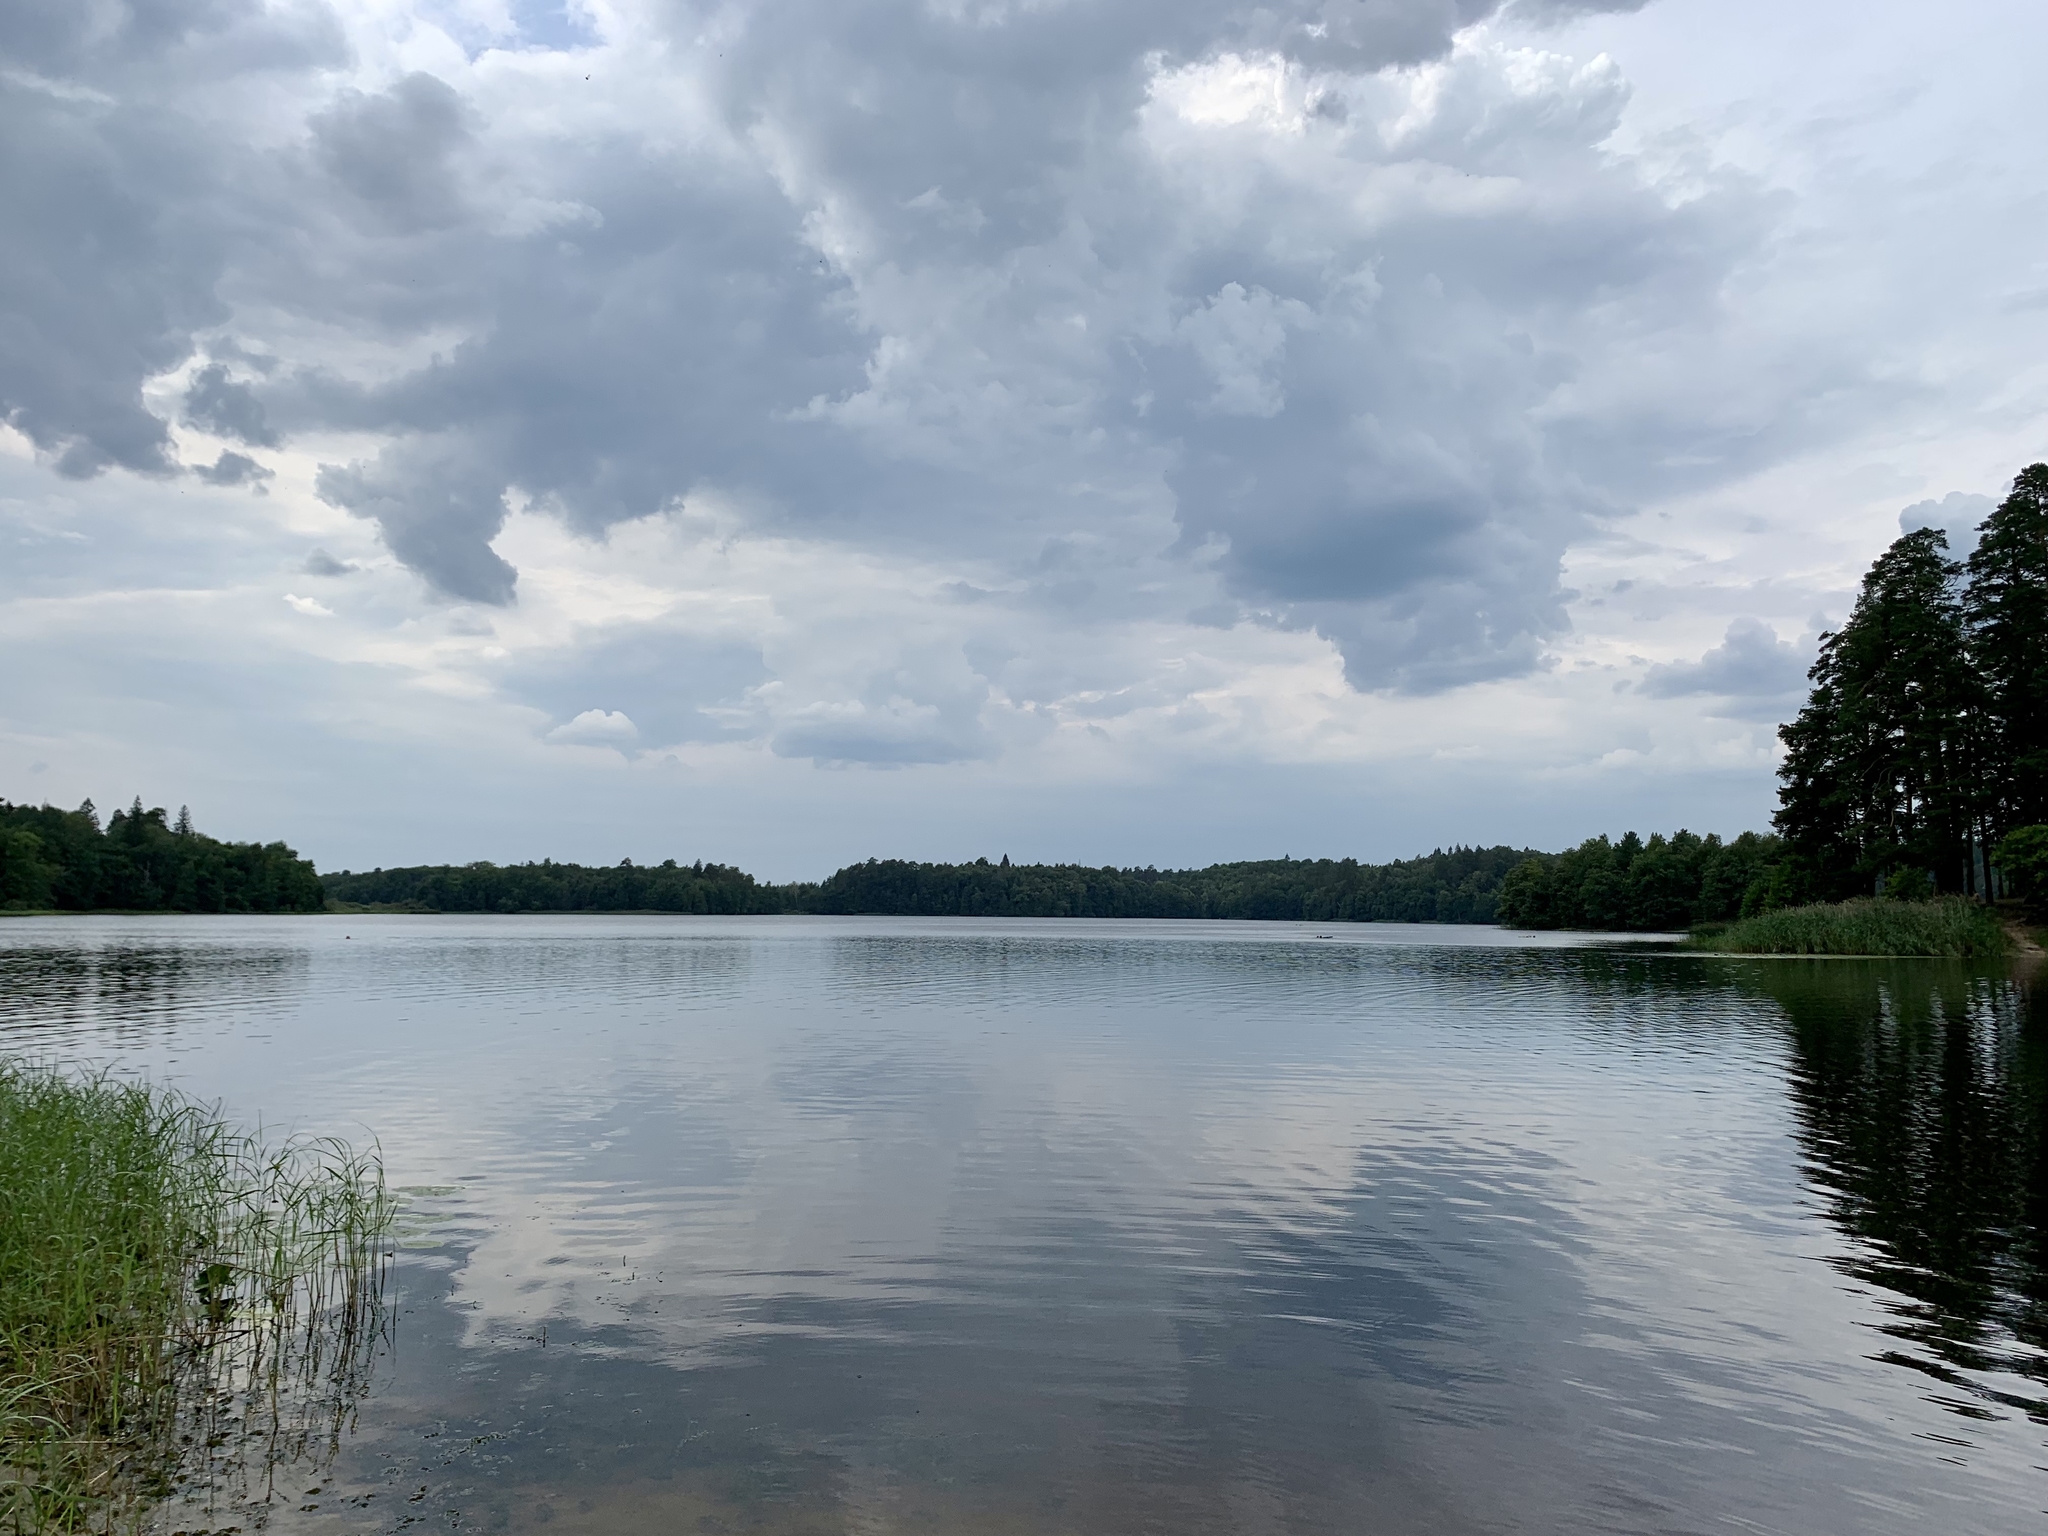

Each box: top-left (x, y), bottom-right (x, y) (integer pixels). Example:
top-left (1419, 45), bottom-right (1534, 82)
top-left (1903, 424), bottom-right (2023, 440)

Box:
top-left (0, 798), bottom-right (324, 913)
top-left (321, 847), bottom-right (1538, 922)
top-left (0, 800), bottom-right (1784, 929)
top-left (318, 842), bottom-right (1744, 929)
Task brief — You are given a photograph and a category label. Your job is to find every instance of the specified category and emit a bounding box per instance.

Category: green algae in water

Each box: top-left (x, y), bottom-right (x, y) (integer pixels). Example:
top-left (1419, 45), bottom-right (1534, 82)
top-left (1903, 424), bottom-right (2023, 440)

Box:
top-left (0, 1061), bottom-right (393, 1533)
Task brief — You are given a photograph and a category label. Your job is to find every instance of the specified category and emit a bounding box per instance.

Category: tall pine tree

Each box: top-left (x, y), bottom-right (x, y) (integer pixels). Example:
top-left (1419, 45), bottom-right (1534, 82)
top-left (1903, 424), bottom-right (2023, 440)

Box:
top-left (1964, 463), bottom-right (2048, 845)
top-left (1776, 527), bottom-right (1979, 897)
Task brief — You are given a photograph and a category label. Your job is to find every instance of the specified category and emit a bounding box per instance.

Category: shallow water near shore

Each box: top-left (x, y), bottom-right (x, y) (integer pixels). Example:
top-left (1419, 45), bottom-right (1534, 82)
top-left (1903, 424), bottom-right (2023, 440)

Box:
top-left (3, 915), bottom-right (2044, 1535)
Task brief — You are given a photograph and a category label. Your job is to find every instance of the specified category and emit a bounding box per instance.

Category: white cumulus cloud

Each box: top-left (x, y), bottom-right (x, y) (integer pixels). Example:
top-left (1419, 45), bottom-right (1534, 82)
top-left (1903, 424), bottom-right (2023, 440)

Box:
top-left (546, 708), bottom-right (641, 747)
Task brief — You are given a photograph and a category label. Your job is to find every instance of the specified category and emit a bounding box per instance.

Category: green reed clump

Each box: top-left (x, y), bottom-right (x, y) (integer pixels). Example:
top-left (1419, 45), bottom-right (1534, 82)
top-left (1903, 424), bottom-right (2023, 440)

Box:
top-left (1691, 898), bottom-right (2012, 958)
top-left (0, 1062), bottom-right (391, 1533)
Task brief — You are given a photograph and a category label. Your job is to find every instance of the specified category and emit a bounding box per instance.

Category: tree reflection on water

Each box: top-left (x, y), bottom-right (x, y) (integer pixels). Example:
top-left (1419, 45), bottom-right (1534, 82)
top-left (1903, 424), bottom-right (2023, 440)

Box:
top-left (1750, 959), bottom-right (2048, 1419)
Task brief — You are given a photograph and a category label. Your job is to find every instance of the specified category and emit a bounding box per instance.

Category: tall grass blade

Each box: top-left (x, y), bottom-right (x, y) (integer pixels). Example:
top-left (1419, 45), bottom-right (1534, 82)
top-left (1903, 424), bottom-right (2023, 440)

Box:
top-left (0, 1063), bottom-right (392, 1533)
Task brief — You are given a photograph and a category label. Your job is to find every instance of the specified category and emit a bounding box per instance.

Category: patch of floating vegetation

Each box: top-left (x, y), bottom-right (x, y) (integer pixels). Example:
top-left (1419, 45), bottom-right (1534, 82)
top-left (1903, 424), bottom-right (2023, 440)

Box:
top-left (1689, 898), bottom-right (2013, 958)
top-left (0, 1061), bottom-right (392, 1533)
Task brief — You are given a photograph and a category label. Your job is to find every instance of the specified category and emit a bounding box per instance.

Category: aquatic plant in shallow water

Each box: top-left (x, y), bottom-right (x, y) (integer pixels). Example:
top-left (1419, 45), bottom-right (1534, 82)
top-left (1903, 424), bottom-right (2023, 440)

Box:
top-left (1692, 898), bottom-right (2012, 957)
top-left (0, 1062), bottom-right (392, 1533)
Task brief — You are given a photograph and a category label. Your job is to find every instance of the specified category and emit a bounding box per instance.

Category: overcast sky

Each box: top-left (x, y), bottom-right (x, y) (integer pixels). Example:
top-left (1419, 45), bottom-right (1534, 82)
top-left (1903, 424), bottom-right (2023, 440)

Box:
top-left (3, 0), bottom-right (2044, 879)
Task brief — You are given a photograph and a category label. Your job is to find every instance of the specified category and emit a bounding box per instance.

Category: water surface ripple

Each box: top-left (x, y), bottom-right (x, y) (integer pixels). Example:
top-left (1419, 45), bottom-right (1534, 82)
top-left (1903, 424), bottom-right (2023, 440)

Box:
top-left (2, 916), bottom-right (2043, 1534)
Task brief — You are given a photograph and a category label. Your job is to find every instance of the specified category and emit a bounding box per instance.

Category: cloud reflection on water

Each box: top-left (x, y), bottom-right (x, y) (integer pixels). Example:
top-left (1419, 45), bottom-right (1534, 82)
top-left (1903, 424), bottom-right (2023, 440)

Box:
top-left (0, 917), bottom-right (2042, 1533)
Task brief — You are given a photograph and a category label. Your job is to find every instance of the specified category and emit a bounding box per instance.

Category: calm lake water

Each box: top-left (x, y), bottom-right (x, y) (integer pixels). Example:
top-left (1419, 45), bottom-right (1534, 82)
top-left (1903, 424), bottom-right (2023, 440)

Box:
top-left (3, 916), bottom-right (2045, 1534)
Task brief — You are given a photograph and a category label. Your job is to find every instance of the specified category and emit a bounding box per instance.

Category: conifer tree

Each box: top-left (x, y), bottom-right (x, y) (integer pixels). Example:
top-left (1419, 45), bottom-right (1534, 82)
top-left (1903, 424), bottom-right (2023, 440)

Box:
top-left (1775, 527), bottom-right (1979, 896)
top-left (1964, 463), bottom-right (2048, 843)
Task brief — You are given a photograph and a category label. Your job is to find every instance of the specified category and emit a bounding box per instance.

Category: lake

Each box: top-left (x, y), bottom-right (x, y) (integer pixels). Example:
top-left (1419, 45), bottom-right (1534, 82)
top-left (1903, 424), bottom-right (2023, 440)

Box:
top-left (2, 915), bottom-right (2043, 1534)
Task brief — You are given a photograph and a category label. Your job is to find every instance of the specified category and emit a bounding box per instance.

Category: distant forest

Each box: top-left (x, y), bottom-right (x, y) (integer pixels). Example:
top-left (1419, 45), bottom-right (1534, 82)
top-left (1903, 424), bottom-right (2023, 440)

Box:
top-left (1495, 831), bottom-right (1784, 930)
top-left (318, 843), bottom-right (1735, 930)
top-left (319, 857), bottom-right (783, 916)
top-left (0, 799), bottom-right (323, 913)
top-left (322, 847), bottom-right (1534, 922)
top-left (0, 806), bottom-right (1771, 930)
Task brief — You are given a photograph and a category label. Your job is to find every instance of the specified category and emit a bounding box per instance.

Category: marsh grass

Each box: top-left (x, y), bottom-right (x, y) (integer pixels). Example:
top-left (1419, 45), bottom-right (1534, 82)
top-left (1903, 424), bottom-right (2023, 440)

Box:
top-left (0, 1063), bottom-right (392, 1533)
top-left (1690, 898), bottom-right (2012, 958)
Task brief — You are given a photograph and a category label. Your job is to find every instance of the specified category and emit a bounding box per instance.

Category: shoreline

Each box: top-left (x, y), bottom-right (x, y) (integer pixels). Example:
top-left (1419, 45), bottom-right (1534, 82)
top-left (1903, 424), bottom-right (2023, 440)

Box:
top-left (8, 903), bottom-right (2043, 968)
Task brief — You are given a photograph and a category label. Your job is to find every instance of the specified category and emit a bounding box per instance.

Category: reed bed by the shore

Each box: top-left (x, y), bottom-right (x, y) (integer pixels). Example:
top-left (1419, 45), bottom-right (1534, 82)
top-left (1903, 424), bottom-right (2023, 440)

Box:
top-left (1691, 898), bottom-right (2012, 958)
top-left (0, 1062), bottom-right (391, 1533)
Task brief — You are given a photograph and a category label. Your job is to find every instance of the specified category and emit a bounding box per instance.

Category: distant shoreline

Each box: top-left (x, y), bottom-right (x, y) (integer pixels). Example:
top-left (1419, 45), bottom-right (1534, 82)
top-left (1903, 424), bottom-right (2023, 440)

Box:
top-left (313, 840), bottom-right (1757, 934)
top-left (11, 903), bottom-right (2039, 962)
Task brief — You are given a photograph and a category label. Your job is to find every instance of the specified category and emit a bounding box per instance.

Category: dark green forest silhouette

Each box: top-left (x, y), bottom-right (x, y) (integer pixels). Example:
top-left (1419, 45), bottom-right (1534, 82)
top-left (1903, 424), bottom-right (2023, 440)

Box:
top-left (320, 857), bottom-right (781, 915)
top-left (0, 799), bottom-right (323, 913)
top-left (805, 846), bottom-right (1537, 920)
top-left (1494, 830), bottom-right (1785, 930)
top-left (321, 846), bottom-right (1538, 922)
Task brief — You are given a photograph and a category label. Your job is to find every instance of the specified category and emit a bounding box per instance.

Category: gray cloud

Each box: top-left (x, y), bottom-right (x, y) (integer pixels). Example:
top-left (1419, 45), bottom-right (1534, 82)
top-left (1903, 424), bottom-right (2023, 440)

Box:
top-left (7, 0), bottom-right (2044, 884)
top-left (310, 73), bottom-right (473, 235)
top-left (315, 442), bottom-right (519, 604)
top-left (0, 0), bottom-right (1902, 699)
top-left (0, 81), bottom-right (213, 477)
top-left (182, 363), bottom-right (278, 447)
top-left (545, 707), bottom-right (638, 747)
top-left (0, 1), bottom-right (341, 476)
top-left (630, 0), bottom-right (1728, 690)
top-left (301, 548), bottom-right (356, 576)
top-left (498, 628), bottom-right (770, 748)
top-left (1641, 618), bottom-right (1807, 720)
top-left (192, 448), bottom-right (272, 487)
top-left (769, 640), bottom-right (996, 765)
top-left (1899, 491), bottom-right (1993, 561)
top-left (770, 710), bottom-right (993, 767)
